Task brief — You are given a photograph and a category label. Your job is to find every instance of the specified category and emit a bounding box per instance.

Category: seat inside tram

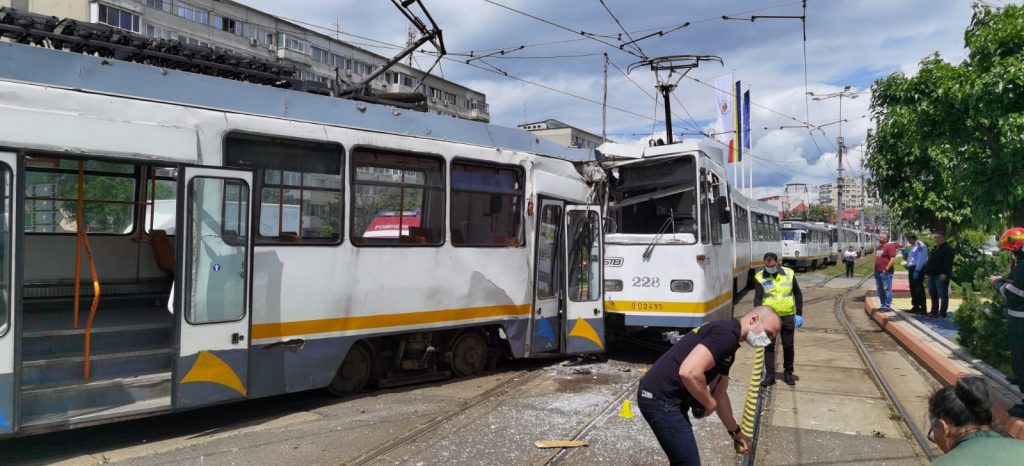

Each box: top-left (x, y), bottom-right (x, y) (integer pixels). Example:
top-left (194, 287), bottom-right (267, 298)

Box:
top-left (19, 155), bottom-right (177, 426)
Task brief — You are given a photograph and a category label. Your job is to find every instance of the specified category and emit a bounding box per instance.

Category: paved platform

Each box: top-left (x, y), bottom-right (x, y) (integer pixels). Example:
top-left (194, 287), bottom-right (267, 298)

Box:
top-left (756, 283), bottom-right (928, 465)
top-left (864, 273), bottom-right (1024, 440)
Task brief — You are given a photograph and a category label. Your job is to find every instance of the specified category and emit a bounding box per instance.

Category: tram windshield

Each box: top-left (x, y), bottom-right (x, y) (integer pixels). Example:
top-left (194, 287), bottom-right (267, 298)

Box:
top-left (782, 230), bottom-right (805, 243)
top-left (605, 155), bottom-right (697, 243)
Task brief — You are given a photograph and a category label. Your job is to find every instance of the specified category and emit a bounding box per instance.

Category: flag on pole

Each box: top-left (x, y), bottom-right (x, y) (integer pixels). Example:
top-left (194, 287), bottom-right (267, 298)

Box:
top-left (735, 80), bottom-right (743, 162)
top-left (743, 90), bottom-right (751, 151)
top-left (714, 73), bottom-right (735, 163)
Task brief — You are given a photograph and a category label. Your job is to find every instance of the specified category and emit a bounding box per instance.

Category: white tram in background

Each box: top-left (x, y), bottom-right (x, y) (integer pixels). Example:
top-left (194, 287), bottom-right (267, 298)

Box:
top-left (597, 142), bottom-right (780, 337)
top-left (780, 220), bottom-right (832, 270)
top-left (0, 41), bottom-right (609, 437)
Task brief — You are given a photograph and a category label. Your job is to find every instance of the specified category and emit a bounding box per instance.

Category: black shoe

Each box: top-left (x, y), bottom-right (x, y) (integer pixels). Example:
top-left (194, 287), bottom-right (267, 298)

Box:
top-left (762, 373), bottom-right (776, 387)
top-left (783, 373), bottom-right (796, 386)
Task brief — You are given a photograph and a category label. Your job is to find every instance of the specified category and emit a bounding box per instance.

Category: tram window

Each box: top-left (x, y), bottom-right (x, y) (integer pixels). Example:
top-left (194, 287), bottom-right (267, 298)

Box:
top-left (25, 157), bottom-right (137, 234)
top-left (450, 161), bottom-right (523, 247)
top-left (0, 163), bottom-right (9, 337)
top-left (143, 167), bottom-right (177, 235)
top-left (187, 177), bottom-right (249, 324)
top-left (224, 134), bottom-right (343, 244)
top-left (351, 149), bottom-right (444, 246)
top-left (567, 209), bottom-right (600, 302)
top-left (536, 204), bottom-right (562, 300)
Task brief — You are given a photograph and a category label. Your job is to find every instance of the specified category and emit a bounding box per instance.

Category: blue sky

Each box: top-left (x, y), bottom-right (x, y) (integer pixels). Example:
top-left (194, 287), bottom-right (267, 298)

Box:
top-left (236, 0), bottom-right (1000, 200)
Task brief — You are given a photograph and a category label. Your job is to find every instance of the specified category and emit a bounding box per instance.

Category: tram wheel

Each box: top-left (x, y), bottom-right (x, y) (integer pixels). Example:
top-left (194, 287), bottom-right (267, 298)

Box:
top-left (328, 343), bottom-right (372, 397)
top-left (450, 331), bottom-right (488, 377)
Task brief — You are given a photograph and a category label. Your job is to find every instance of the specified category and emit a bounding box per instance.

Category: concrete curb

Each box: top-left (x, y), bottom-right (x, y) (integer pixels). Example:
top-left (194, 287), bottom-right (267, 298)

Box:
top-left (862, 293), bottom-right (1024, 439)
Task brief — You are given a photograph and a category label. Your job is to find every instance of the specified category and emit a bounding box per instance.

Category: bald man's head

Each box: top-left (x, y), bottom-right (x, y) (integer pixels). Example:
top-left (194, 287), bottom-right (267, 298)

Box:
top-left (740, 306), bottom-right (782, 341)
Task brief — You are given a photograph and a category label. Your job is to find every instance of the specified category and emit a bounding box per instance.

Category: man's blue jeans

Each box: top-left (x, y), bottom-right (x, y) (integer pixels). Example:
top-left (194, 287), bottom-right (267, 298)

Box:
top-left (928, 275), bottom-right (950, 315)
top-left (637, 387), bottom-right (701, 465)
top-left (874, 271), bottom-right (893, 308)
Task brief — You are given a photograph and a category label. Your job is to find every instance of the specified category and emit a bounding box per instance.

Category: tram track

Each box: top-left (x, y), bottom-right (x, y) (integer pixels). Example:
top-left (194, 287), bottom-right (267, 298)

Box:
top-left (834, 276), bottom-right (939, 461)
top-left (542, 379), bottom-right (641, 466)
top-left (350, 369), bottom-right (546, 466)
top-left (744, 275), bottom-right (940, 464)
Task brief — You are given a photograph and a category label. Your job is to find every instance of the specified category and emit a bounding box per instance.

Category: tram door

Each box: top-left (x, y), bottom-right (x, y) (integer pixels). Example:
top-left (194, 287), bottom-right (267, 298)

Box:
top-left (530, 198), bottom-right (564, 355)
top-left (564, 206), bottom-right (604, 354)
top-left (0, 152), bottom-right (16, 433)
top-left (174, 167), bottom-right (253, 409)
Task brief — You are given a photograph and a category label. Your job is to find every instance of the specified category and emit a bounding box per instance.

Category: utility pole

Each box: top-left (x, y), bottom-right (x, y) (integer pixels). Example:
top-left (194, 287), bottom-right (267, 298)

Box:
top-left (602, 53), bottom-right (608, 143)
top-left (809, 85), bottom-right (858, 227)
top-left (627, 55), bottom-right (723, 145)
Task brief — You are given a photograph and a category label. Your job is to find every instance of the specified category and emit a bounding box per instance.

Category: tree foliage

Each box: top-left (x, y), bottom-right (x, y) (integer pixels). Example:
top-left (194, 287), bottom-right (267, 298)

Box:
top-left (784, 203), bottom-right (835, 223)
top-left (866, 4), bottom-right (1024, 232)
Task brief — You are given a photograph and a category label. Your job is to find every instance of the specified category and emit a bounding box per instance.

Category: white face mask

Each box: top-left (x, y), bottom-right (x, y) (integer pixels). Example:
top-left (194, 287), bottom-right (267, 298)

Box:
top-left (764, 266), bottom-right (778, 274)
top-left (746, 321), bottom-right (772, 347)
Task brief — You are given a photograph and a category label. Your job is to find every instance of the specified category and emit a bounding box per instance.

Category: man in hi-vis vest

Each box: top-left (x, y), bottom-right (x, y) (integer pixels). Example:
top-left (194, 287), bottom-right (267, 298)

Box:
top-left (753, 252), bottom-right (804, 386)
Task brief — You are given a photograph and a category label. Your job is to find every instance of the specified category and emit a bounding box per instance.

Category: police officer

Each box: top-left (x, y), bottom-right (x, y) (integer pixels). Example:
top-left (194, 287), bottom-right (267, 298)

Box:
top-left (989, 227), bottom-right (1024, 418)
top-left (754, 252), bottom-right (803, 386)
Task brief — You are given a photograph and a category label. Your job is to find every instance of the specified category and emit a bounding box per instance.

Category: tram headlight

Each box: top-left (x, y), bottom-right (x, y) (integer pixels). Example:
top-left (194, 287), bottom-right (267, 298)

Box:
top-left (670, 280), bottom-right (693, 293)
top-left (604, 279), bottom-right (623, 292)
top-left (794, 251), bottom-right (800, 257)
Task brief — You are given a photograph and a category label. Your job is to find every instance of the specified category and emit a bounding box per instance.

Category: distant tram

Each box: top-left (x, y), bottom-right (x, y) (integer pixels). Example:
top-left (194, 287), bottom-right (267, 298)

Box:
top-left (780, 219), bottom-right (831, 270)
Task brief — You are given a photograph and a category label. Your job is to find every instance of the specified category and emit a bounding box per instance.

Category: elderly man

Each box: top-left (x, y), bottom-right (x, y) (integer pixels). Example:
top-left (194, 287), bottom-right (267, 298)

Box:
top-left (637, 307), bottom-right (782, 465)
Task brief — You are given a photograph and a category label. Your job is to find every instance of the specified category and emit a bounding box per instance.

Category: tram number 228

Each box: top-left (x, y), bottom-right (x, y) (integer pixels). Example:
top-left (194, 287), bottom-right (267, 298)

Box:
top-left (632, 276), bottom-right (661, 288)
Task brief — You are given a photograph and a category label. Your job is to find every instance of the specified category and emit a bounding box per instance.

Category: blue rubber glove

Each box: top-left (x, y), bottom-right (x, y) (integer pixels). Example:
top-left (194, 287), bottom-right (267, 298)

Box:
top-left (795, 315), bottom-right (804, 328)
top-left (913, 271), bottom-right (920, 280)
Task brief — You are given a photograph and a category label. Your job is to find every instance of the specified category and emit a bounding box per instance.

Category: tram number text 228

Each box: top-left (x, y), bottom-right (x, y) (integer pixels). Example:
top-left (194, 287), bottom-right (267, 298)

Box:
top-left (632, 276), bottom-right (661, 288)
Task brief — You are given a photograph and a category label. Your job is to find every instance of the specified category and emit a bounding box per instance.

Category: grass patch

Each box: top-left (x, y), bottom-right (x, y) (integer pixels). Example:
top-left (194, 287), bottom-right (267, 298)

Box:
top-left (820, 254), bottom-right (877, 278)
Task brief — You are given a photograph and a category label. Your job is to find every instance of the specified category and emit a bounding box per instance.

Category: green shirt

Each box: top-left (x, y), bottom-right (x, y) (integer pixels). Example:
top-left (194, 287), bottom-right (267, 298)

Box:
top-left (931, 430), bottom-right (1024, 466)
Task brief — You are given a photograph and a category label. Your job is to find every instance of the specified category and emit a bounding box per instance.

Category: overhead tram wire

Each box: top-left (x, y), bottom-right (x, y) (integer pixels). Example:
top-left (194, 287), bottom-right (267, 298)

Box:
top-left (597, 0), bottom-right (647, 58)
top-left (482, 0), bottom-right (645, 60)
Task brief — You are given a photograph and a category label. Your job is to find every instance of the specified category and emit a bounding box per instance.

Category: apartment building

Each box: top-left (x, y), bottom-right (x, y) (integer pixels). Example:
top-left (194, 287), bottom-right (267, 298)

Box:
top-left (1, 0), bottom-right (489, 121)
top-left (818, 177), bottom-right (880, 210)
top-left (518, 119), bottom-right (605, 149)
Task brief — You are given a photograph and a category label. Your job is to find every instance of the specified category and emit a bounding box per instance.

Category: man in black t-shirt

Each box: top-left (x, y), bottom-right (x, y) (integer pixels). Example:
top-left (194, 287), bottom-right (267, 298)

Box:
top-left (637, 307), bottom-right (781, 465)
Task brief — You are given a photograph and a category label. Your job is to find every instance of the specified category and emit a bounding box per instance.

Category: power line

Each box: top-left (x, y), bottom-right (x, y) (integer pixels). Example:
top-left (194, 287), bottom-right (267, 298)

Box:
top-left (597, 0), bottom-right (646, 58)
top-left (481, 0), bottom-right (645, 59)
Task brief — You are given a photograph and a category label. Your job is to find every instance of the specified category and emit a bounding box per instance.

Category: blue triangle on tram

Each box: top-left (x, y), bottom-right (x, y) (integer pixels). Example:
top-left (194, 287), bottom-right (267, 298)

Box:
top-left (536, 317), bottom-right (556, 342)
top-left (0, 410), bottom-right (10, 432)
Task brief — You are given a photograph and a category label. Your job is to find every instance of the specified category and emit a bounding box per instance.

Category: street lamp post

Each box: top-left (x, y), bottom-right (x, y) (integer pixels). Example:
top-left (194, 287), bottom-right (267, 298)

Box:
top-left (809, 86), bottom-right (859, 227)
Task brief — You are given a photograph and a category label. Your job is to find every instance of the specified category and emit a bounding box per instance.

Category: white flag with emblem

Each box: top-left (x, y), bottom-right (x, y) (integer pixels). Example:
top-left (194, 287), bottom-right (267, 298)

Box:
top-left (714, 73), bottom-right (735, 142)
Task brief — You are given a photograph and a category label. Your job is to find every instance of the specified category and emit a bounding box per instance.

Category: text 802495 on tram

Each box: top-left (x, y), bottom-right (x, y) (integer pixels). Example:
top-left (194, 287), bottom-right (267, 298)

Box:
top-left (0, 40), bottom-right (608, 437)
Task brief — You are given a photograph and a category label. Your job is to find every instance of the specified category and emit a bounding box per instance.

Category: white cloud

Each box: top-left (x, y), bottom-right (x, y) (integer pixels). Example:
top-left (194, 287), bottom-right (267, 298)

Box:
top-left (234, 0), bottom-right (990, 195)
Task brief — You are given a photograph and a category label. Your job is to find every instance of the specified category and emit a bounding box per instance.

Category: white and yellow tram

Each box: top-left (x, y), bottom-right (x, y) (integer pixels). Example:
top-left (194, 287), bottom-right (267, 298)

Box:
top-left (598, 142), bottom-right (779, 336)
top-left (0, 42), bottom-right (608, 436)
top-left (780, 220), bottom-right (831, 270)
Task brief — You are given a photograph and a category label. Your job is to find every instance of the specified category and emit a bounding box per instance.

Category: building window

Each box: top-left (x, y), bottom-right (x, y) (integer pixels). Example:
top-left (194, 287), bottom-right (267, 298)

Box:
top-left (146, 24), bottom-right (174, 40)
top-left (25, 157), bottom-right (138, 234)
top-left (443, 91), bottom-right (456, 105)
top-left (350, 150), bottom-right (444, 246)
top-left (332, 54), bottom-right (347, 69)
top-left (276, 33), bottom-right (309, 54)
top-left (400, 73), bottom-right (417, 88)
top-left (146, 0), bottom-right (172, 13)
top-left (177, 35), bottom-right (207, 47)
top-left (224, 134), bottom-right (344, 244)
top-left (212, 14), bottom-right (243, 35)
top-left (97, 4), bottom-right (140, 33)
top-left (311, 46), bottom-right (330, 64)
top-left (176, 2), bottom-right (209, 25)
top-left (250, 27), bottom-right (272, 45)
top-left (450, 161), bottom-right (523, 247)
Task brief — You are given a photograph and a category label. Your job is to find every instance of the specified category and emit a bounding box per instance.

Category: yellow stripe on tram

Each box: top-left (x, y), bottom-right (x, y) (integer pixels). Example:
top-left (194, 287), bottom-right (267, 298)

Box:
top-left (605, 291), bottom-right (733, 314)
top-left (252, 303), bottom-right (532, 340)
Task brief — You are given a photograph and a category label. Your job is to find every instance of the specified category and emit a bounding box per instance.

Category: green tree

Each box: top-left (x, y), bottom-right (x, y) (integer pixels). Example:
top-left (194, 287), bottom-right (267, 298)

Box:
top-left (807, 204), bottom-right (836, 223)
top-left (866, 4), bottom-right (1024, 232)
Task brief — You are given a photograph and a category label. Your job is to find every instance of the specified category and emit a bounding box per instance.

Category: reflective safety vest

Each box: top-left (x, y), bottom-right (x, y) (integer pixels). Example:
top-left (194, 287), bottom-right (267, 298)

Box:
top-left (755, 267), bottom-right (797, 317)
